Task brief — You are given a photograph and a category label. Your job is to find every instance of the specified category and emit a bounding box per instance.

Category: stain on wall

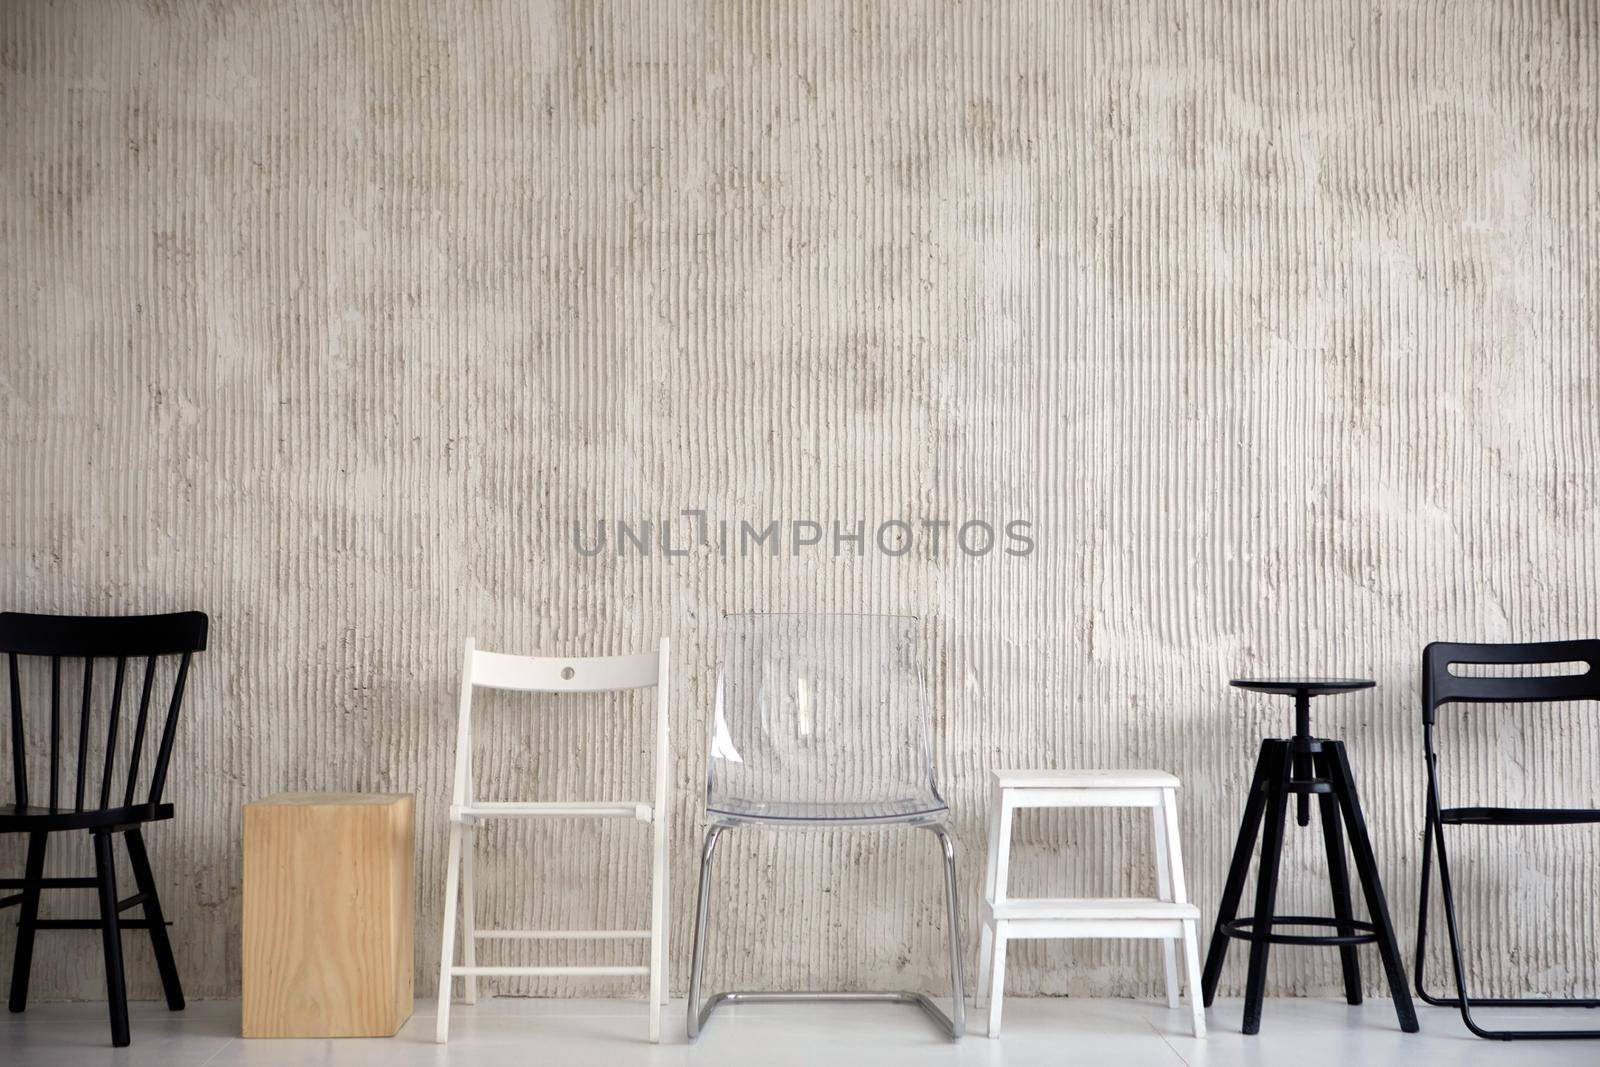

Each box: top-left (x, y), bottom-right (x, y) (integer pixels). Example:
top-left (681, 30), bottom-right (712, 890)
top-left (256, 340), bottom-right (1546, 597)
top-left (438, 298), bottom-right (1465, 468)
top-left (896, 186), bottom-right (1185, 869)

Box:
top-left (1, 0), bottom-right (1597, 1002)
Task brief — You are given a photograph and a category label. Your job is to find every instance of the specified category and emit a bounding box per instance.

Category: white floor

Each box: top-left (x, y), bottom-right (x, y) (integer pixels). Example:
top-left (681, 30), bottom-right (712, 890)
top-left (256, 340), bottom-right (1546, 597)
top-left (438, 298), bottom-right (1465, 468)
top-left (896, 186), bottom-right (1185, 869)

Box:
top-left (2, 996), bottom-right (1593, 1066)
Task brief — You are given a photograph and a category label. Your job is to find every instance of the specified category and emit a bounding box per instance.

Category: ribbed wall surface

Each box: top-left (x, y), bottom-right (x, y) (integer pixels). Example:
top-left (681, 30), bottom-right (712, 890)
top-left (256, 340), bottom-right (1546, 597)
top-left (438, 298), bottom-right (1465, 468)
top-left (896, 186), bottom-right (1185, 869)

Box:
top-left (1, 1), bottom-right (1596, 1003)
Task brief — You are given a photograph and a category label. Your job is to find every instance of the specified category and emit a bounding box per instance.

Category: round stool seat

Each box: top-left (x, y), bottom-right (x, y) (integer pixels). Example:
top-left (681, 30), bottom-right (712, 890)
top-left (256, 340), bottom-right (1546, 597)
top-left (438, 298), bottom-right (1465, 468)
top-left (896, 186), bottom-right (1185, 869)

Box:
top-left (1229, 678), bottom-right (1374, 698)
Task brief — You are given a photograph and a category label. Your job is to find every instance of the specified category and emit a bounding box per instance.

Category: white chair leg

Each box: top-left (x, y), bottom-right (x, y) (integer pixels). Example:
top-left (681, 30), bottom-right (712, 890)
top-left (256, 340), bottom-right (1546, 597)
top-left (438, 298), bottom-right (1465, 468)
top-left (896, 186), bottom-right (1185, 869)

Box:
top-left (649, 813), bottom-right (668, 1042)
top-left (1182, 917), bottom-right (1206, 1038)
top-left (986, 921), bottom-right (1009, 1037)
top-left (1151, 806), bottom-right (1180, 1008)
top-left (461, 824), bottom-right (478, 1005)
top-left (660, 812), bottom-right (671, 1007)
top-left (435, 821), bottom-right (463, 1044)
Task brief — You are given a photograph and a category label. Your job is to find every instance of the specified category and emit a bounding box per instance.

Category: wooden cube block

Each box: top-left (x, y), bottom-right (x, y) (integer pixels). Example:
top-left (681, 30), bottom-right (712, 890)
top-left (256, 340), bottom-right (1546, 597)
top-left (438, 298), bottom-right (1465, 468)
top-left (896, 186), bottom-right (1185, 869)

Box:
top-left (243, 793), bottom-right (414, 1038)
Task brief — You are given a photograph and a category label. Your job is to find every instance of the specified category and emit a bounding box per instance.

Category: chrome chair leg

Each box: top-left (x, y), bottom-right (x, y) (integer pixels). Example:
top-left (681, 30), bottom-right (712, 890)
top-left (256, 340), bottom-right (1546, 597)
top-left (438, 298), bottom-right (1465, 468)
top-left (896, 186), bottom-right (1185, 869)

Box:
top-left (933, 824), bottom-right (966, 1038)
top-left (686, 825), bottom-right (724, 1039)
top-left (687, 822), bottom-right (965, 1042)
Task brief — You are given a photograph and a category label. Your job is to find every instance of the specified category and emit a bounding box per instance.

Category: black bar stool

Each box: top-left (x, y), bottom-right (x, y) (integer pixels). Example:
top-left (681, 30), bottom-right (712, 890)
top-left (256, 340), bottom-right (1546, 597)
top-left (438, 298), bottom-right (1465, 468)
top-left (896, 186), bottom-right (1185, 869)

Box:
top-left (1200, 678), bottom-right (1418, 1035)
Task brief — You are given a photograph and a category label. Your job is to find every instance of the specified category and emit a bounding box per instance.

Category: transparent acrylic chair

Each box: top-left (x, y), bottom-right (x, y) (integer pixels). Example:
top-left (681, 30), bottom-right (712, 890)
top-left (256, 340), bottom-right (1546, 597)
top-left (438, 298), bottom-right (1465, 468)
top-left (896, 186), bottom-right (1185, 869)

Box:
top-left (686, 612), bottom-right (965, 1040)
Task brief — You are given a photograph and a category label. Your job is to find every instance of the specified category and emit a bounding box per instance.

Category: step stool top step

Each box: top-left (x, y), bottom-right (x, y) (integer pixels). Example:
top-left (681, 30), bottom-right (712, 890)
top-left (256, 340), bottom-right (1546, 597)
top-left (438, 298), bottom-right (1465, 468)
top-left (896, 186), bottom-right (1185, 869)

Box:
top-left (992, 769), bottom-right (1179, 789)
top-left (986, 897), bottom-right (1201, 921)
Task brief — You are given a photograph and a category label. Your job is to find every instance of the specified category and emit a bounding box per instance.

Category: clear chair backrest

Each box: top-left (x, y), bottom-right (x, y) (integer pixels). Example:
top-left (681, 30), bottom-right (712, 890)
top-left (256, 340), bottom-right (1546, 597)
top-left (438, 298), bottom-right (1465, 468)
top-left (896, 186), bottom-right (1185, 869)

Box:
top-left (707, 613), bottom-right (943, 821)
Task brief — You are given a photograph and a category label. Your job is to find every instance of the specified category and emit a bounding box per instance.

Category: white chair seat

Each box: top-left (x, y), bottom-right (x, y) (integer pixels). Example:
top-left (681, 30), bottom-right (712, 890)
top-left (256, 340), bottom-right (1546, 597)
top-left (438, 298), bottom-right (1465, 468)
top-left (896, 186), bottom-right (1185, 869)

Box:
top-left (986, 896), bottom-right (1200, 921)
top-left (454, 801), bottom-right (654, 823)
top-left (992, 768), bottom-right (1180, 789)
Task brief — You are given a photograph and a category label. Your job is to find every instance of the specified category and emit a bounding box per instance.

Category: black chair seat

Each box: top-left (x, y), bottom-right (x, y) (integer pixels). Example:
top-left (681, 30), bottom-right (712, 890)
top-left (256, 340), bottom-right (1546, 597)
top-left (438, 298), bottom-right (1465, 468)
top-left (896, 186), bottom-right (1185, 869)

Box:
top-left (1, 803), bottom-right (174, 833)
top-left (1437, 805), bottom-right (1600, 827)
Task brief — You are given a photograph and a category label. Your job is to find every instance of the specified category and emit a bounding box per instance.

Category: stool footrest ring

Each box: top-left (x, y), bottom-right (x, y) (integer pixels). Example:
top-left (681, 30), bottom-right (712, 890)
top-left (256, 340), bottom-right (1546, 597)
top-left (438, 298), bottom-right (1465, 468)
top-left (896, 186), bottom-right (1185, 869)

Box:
top-left (1221, 915), bottom-right (1379, 947)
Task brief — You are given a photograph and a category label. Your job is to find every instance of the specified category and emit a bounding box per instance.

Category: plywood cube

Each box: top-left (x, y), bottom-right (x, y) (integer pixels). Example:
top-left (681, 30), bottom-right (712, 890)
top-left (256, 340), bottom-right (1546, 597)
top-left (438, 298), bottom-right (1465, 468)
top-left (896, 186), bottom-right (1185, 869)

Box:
top-left (243, 793), bottom-right (414, 1038)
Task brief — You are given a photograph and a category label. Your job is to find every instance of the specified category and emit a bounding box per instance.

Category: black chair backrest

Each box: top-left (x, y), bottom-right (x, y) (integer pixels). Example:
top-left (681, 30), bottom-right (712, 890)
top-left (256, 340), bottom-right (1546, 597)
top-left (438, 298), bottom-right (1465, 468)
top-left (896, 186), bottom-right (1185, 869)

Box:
top-left (1422, 640), bottom-right (1600, 726)
top-left (0, 612), bottom-right (208, 814)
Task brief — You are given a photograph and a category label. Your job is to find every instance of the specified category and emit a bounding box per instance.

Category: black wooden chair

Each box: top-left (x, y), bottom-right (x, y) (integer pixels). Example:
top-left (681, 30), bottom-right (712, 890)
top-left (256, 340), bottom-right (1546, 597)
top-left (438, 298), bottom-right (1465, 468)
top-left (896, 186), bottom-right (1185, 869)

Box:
top-left (1, 611), bottom-right (207, 1047)
top-left (1415, 639), bottom-right (1600, 1041)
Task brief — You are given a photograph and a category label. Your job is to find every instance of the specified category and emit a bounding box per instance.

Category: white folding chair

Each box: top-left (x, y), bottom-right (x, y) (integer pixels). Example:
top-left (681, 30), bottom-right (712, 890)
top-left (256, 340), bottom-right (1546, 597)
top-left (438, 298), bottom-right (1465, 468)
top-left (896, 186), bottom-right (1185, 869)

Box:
top-left (435, 637), bottom-right (671, 1043)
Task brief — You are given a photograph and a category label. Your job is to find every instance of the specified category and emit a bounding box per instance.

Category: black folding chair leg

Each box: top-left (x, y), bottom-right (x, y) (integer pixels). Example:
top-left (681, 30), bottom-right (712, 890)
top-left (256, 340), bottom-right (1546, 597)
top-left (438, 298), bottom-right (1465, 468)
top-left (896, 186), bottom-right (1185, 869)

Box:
top-left (92, 831), bottom-right (130, 1047)
top-left (1418, 774), bottom-right (1600, 1039)
top-left (125, 828), bottom-right (184, 1010)
top-left (6, 831), bottom-right (48, 1013)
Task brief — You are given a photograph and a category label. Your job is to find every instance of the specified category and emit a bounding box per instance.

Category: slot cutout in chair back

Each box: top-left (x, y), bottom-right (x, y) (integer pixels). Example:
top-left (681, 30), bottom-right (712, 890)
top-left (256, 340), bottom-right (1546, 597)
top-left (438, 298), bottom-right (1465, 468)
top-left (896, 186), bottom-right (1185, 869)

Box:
top-left (1423, 640), bottom-right (1600, 723)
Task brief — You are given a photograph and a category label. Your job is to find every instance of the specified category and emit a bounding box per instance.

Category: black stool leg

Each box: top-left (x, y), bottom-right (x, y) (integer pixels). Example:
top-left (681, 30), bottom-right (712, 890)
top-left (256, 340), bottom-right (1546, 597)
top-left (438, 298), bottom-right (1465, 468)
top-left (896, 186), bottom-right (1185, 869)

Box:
top-left (1202, 741), bottom-right (1275, 1006)
top-left (92, 830), bottom-right (130, 1047)
top-left (1242, 745), bottom-right (1291, 1035)
top-left (125, 828), bottom-right (184, 1010)
top-left (7, 831), bottom-right (48, 1013)
top-left (1315, 759), bottom-right (1362, 1005)
top-left (1326, 741), bottom-right (1419, 1033)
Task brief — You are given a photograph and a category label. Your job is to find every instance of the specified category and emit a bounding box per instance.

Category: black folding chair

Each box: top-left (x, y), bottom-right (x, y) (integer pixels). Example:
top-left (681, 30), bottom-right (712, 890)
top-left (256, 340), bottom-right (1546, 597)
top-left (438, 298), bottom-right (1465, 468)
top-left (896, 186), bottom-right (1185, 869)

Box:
top-left (1414, 639), bottom-right (1600, 1041)
top-left (1, 611), bottom-right (207, 1047)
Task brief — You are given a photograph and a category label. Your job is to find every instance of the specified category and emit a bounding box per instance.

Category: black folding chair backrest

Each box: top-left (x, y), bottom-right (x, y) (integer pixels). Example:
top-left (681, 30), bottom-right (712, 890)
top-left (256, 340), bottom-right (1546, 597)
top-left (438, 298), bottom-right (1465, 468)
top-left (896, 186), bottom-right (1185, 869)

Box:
top-left (1423, 640), bottom-right (1600, 727)
top-left (0, 612), bottom-right (208, 815)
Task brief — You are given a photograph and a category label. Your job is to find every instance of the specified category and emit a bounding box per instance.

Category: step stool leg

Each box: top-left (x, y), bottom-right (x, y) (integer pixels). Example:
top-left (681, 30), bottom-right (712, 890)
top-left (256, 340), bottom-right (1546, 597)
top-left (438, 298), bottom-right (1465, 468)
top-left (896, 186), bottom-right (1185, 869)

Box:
top-left (978, 782), bottom-right (1010, 1009)
top-left (987, 920), bottom-right (1009, 1038)
top-left (1182, 917), bottom-right (1206, 1038)
top-left (977, 920), bottom-right (994, 1008)
top-left (1151, 798), bottom-right (1181, 1009)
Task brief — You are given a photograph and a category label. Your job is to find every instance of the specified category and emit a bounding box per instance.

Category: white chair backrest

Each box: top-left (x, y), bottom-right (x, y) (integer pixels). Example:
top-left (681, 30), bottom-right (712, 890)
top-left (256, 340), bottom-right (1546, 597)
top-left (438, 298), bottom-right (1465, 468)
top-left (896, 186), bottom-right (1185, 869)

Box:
top-left (451, 637), bottom-right (671, 809)
top-left (470, 647), bottom-right (661, 693)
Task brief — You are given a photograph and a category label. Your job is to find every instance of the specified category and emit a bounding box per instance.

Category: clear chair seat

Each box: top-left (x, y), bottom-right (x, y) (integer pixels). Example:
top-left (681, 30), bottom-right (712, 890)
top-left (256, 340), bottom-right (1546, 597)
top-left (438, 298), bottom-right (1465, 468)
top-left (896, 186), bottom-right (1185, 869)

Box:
top-left (706, 796), bottom-right (949, 826)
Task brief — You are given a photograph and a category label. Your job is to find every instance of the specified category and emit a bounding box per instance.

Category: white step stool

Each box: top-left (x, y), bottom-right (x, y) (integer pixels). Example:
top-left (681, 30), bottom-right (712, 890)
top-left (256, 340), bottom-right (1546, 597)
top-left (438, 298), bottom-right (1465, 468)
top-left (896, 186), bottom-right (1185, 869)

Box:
top-left (977, 769), bottom-right (1206, 1038)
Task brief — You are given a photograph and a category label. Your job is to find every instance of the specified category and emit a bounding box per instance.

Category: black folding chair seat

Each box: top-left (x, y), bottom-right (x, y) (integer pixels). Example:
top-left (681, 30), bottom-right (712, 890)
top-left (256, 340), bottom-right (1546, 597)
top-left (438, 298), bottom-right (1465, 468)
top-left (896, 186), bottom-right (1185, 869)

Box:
top-left (1437, 805), bottom-right (1600, 827)
top-left (1, 611), bottom-right (206, 1048)
top-left (1415, 638), bottom-right (1600, 1041)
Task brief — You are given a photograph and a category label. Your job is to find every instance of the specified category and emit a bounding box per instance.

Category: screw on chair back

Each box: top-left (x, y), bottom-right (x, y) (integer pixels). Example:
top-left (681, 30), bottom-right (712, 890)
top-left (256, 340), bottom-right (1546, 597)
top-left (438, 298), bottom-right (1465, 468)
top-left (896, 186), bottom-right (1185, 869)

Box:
top-left (707, 612), bottom-right (944, 824)
top-left (1415, 638), bottom-right (1600, 1040)
top-left (1, 612), bottom-right (209, 818)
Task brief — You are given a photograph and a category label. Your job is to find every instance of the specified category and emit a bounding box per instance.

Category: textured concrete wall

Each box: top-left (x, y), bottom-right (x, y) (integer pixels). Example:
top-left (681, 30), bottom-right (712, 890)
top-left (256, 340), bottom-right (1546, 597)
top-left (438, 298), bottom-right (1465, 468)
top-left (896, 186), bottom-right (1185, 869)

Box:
top-left (2, 0), bottom-right (1597, 1004)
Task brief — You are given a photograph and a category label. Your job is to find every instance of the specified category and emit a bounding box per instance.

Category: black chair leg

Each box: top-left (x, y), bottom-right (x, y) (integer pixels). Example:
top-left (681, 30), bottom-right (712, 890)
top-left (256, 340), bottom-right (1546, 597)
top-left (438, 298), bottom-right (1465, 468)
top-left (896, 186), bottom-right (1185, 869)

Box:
top-left (7, 831), bottom-right (49, 1013)
top-left (92, 830), bottom-right (130, 1047)
top-left (1316, 783), bottom-right (1362, 1005)
top-left (1413, 793), bottom-right (1438, 1002)
top-left (1241, 746), bottom-right (1290, 1035)
top-left (1202, 741), bottom-right (1274, 1006)
top-left (124, 828), bottom-right (184, 1010)
top-left (1326, 742), bottom-right (1419, 1033)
